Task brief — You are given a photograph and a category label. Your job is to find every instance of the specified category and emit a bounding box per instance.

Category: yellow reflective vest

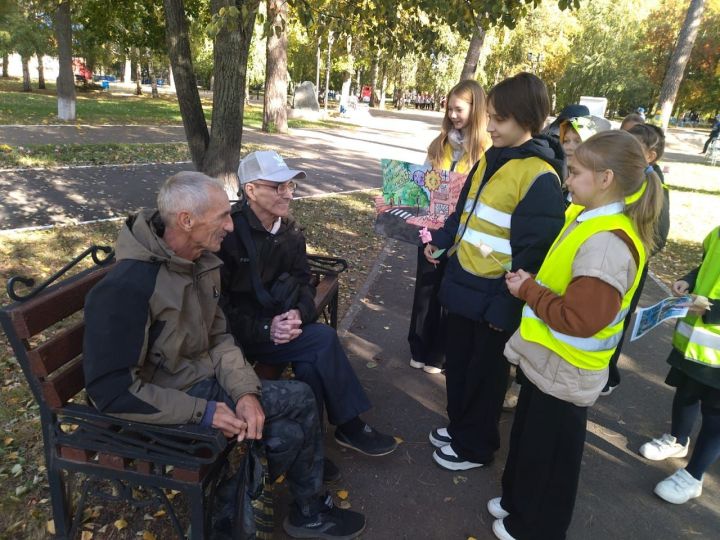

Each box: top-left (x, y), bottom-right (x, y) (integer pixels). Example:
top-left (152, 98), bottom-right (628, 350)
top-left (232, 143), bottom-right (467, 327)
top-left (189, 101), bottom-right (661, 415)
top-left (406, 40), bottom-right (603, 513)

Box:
top-left (454, 155), bottom-right (558, 278)
top-left (672, 226), bottom-right (720, 367)
top-left (440, 142), bottom-right (473, 174)
top-left (519, 203), bottom-right (647, 371)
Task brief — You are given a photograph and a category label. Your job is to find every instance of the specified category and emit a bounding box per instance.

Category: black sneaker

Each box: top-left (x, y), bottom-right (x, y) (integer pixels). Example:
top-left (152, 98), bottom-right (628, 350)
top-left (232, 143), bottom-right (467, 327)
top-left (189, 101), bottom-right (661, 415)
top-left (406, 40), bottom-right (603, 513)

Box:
top-left (323, 457), bottom-right (342, 483)
top-left (334, 424), bottom-right (398, 456)
top-left (283, 493), bottom-right (366, 539)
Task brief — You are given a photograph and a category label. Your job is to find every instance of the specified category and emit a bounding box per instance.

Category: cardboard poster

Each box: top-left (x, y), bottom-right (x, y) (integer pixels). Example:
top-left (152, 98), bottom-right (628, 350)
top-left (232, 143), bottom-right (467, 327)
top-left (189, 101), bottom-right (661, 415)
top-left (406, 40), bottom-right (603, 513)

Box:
top-left (373, 159), bottom-right (468, 244)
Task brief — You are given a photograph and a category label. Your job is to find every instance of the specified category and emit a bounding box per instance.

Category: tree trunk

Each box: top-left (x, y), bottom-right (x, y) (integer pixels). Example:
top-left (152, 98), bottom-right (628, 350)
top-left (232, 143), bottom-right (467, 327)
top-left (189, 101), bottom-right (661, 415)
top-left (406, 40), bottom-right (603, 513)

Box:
top-left (134, 48), bottom-right (143, 95)
top-left (315, 34), bottom-right (321, 100)
top-left (324, 30), bottom-right (333, 113)
top-left (164, 0), bottom-right (210, 170)
top-left (369, 50), bottom-right (380, 107)
top-left (263, 0), bottom-right (288, 134)
top-left (203, 0), bottom-right (259, 194)
top-left (1, 53), bottom-right (8, 78)
top-left (459, 16), bottom-right (486, 81)
top-left (149, 54), bottom-right (159, 98)
top-left (340, 35), bottom-right (353, 109)
top-left (168, 63), bottom-right (175, 89)
top-left (54, 1), bottom-right (76, 120)
top-left (36, 53), bottom-right (46, 89)
top-left (355, 68), bottom-right (360, 96)
top-left (21, 56), bottom-right (31, 91)
top-left (657, 0), bottom-right (706, 131)
top-left (379, 62), bottom-right (387, 109)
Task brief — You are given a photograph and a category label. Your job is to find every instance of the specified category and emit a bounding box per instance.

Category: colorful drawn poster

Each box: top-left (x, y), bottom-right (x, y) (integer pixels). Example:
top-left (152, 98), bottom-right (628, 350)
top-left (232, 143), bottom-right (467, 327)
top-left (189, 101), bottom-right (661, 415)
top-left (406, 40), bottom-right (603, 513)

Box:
top-left (373, 159), bottom-right (468, 244)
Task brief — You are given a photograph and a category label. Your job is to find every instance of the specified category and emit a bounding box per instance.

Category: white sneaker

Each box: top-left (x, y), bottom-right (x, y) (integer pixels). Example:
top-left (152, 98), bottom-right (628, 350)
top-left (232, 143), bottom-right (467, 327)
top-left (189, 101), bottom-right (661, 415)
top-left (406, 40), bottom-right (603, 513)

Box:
top-left (654, 468), bottom-right (702, 504)
top-left (423, 365), bottom-right (443, 374)
top-left (639, 433), bottom-right (690, 461)
top-left (487, 497), bottom-right (509, 519)
top-left (428, 427), bottom-right (452, 448)
top-left (409, 358), bottom-right (425, 369)
top-left (492, 518), bottom-right (517, 540)
top-left (432, 444), bottom-right (485, 471)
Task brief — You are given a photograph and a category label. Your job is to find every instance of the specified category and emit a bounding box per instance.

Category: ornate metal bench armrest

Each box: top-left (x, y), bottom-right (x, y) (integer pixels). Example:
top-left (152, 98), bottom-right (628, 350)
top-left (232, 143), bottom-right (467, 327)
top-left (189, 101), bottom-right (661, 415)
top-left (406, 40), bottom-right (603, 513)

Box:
top-left (55, 403), bottom-right (231, 468)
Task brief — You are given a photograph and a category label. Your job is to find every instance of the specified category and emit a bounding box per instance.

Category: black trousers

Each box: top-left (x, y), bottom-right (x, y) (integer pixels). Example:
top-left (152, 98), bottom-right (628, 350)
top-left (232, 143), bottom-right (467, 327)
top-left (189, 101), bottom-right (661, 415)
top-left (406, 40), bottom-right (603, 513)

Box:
top-left (444, 312), bottom-right (511, 463)
top-left (607, 263), bottom-right (649, 387)
top-left (501, 373), bottom-right (587, 540)
top-left (407, 245), bottom-right (447, 367)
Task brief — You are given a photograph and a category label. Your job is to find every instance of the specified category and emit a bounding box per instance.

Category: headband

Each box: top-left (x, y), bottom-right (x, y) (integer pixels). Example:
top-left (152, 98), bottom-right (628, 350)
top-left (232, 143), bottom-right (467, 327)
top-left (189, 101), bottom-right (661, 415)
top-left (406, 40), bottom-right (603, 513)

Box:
top-left (624, 166), bottom-right (653, 205)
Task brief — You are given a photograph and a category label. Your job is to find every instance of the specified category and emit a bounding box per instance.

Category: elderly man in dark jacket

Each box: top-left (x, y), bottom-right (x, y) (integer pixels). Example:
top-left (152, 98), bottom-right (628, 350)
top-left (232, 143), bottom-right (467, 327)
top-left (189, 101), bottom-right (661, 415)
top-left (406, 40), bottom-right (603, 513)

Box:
top-left (219, 151), bottom-right (397, 478)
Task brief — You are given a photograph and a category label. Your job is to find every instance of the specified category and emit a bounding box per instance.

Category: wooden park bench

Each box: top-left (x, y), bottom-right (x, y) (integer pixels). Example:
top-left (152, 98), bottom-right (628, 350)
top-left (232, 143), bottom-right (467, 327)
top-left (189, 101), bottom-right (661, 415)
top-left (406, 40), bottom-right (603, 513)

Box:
top-left (0, 246), bottom-right (347, 539)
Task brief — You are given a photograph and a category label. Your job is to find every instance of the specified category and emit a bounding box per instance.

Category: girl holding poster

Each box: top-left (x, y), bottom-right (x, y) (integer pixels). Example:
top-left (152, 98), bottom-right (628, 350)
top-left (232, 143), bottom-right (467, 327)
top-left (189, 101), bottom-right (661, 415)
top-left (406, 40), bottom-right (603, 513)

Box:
top-left (408, 79), bottom-right (490, 374)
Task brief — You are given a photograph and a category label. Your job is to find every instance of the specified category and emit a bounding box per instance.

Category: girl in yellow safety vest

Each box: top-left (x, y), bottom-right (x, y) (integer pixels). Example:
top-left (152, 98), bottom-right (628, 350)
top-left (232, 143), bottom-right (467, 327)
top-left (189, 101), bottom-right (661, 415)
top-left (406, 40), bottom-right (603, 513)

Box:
top-left (408, 80), bottom-right (490, 374)
top-left (490, 130), bottom-right (663, 540)
top-left (639, 227), bottom-right (719, 505)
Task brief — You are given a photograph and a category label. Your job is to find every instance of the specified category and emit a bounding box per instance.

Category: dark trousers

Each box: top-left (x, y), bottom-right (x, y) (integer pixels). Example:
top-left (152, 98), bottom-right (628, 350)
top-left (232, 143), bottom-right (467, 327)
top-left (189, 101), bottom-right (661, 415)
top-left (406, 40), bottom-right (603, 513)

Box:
top-left (444, 312), bottom-right (511, 463)
top-left (607, 263), bottom-right (649, 387)
top-left (407, 245), bottom-right (447, 367)
top-left (187, 378), bottom-right (323, 506)
top-left (501, 374), bottom-right (587, 540)
top-left (671, 384), bottom-right (720, 480)
top-left (243, 323), bottom-right (371, 426)
top-left (702, 135), bottom-right (718, 153)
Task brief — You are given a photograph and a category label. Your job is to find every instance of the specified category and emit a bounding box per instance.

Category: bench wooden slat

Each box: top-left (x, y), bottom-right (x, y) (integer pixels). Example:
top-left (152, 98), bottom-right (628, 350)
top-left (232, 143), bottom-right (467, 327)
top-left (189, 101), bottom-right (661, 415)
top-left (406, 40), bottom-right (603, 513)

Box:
top-left (8, 265), bottom-right (112, 340)
top-left (59, 446), bottom-right (94, 463)
top-left (42, 359), bottom-right (85, 409)
top-left (28, 322), bottom-right (84, 377)
top-left (314, 275), bottom-right (338, 312)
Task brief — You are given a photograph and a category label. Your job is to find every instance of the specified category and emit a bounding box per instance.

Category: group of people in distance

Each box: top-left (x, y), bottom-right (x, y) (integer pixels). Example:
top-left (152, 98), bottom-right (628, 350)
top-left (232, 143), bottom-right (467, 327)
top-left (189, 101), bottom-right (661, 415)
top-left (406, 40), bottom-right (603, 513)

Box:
top-left (79, 70), bottom-right (719, 540)
top-left (409, 73), bottom-right (717, 539)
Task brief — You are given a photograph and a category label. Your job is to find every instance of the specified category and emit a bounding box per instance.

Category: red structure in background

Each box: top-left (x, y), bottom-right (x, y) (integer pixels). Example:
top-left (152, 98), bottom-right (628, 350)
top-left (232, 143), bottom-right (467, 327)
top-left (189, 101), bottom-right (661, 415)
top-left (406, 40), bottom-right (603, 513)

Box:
top-left (72, 58), bottom-right (92, 82)
top-left (361, 85), bottom-right (372, 101)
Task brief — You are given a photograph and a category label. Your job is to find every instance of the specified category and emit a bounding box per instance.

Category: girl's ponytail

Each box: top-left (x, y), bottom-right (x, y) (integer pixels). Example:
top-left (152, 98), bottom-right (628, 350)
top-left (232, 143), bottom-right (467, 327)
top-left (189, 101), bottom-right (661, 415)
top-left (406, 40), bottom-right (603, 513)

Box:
top-left (624, 165), bottom-right (663, 254)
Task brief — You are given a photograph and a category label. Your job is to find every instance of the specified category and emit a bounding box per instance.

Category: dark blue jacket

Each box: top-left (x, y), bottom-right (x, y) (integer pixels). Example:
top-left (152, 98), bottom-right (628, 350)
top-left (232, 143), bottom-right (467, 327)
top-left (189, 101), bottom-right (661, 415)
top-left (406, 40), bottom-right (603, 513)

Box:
top-left (432, 136), bottom-right (566, 332)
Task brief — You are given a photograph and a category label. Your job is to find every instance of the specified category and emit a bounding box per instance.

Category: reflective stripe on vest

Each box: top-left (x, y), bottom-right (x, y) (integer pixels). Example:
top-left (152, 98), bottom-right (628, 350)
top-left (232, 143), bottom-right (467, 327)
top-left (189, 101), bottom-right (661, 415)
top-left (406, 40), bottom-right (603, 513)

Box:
top-left (519, 204), bottom-right (646, 370)
top-left (672, 226), bottom-right (720, 367)
top-left (454, 156), bottom-right (558, 277)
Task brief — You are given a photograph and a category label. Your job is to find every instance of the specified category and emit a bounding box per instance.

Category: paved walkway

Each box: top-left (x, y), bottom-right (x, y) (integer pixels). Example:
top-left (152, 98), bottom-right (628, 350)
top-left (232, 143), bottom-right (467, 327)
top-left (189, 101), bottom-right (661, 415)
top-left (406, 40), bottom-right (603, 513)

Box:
top-left (0, 110), bottom-right (442, 230)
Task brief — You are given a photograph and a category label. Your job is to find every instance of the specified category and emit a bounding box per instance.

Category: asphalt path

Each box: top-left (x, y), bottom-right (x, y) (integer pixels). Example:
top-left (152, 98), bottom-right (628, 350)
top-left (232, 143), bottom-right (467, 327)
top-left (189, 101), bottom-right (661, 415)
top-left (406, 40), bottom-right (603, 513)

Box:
top-left (0, 108), bottom-right (443, 230)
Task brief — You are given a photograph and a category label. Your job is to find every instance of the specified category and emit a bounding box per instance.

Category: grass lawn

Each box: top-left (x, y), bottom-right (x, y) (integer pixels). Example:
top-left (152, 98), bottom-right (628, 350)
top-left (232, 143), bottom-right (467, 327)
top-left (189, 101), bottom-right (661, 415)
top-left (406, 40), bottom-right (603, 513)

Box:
top-left (0, 190), bottom-right (383, 539)
top-left (0, 78), bottom-right (346, 130)
top-left (649, 160), bottom-right (719, 285)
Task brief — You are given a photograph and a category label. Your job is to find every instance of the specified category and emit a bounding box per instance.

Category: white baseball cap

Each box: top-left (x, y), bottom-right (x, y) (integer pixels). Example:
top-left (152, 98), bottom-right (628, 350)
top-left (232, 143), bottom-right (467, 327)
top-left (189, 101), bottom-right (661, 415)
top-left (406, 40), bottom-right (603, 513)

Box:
top-left (238, 150), bottom-right (306, 185)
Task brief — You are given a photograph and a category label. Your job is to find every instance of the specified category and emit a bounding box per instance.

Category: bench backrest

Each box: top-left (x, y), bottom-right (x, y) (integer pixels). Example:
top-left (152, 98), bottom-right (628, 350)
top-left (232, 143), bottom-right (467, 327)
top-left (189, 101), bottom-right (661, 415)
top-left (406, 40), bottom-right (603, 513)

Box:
top-left (0, 265), bottom-right (113, 411)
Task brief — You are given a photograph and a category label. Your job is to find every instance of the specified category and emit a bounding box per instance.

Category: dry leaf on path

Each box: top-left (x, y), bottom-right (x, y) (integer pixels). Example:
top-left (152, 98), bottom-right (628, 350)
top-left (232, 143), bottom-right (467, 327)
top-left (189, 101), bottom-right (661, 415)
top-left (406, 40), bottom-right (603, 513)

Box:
top-left (338, 500), bottom-right (351, 509)
top-left (114, 519), bottom-right (128, 530)
top-left (336, 490), bottom-right (349, 500)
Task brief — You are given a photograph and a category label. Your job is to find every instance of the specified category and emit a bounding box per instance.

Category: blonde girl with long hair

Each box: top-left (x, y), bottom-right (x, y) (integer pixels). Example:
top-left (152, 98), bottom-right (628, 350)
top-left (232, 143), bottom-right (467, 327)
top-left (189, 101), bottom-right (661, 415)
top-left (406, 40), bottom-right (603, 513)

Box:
top-left (408, 79), bottom-right (490, 374)
top-left (490, 130), bottom-right (662, 540)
